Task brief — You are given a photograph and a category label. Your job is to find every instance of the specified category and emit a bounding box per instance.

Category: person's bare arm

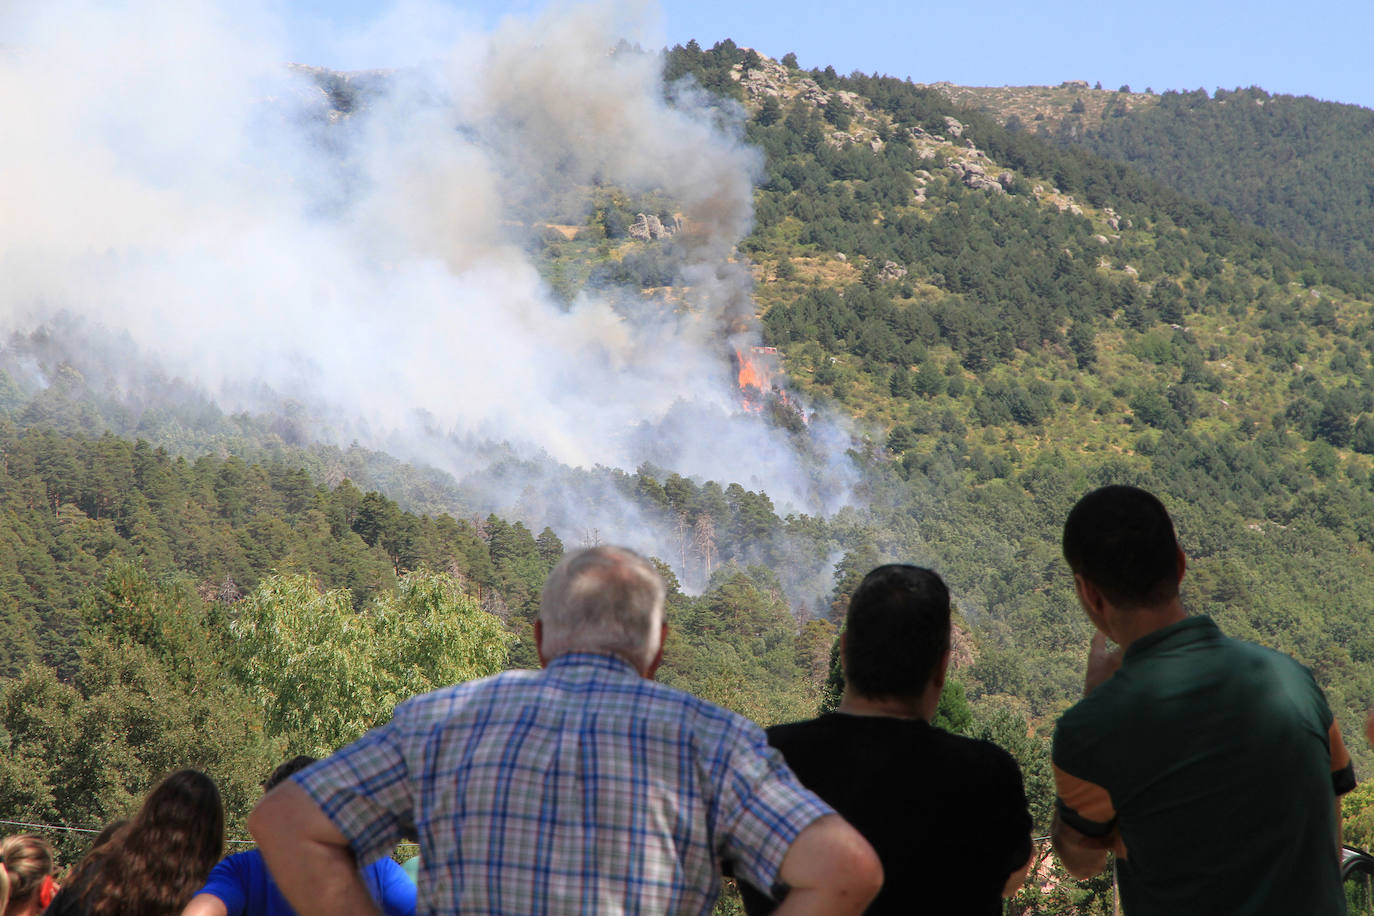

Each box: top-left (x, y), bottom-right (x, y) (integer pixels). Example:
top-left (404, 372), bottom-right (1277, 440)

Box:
top-left (180, 894), bottom-right (229, 916)
top-left (772, 814), bottom-right (882, 916)
top-left (247, 781), bottom-right (383, 916)
top-left (1002, 844), bottom-right (1034, 897)
top-left (1051, 810), bottom-right (1113, 880)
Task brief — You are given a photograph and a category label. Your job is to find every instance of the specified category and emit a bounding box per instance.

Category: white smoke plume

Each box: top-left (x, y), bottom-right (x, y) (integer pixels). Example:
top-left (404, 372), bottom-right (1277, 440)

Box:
top-left (0, 0), bottom-right (861, 580)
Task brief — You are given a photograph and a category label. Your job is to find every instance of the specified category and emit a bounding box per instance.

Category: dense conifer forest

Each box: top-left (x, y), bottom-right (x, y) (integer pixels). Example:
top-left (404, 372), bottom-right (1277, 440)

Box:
top-left (931, 81), bottom-right (1374, 275)
top-left (7, 38), bottom-right (1374, 913)
top-left (1073, 88), bottom-right (1374, 275)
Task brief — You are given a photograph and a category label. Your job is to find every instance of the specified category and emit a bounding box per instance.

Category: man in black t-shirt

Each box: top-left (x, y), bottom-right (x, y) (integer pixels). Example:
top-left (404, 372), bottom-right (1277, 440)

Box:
top-left (741, 565), bottom-right (1033, 915)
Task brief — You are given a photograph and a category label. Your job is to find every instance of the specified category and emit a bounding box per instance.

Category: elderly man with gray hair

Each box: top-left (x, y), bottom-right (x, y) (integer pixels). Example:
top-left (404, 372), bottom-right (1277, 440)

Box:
top-left (250, 545), bottom-right (881, 915)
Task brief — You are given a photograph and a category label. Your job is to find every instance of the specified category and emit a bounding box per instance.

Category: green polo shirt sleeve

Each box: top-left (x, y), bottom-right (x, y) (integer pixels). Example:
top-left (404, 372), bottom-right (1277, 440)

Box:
top-left (1054, 764), bottom-right (1116, 837)
top-left (1327, 712), bottom-right (1357, 795)
top-left (1051, 695), bottom-right (1120, 840)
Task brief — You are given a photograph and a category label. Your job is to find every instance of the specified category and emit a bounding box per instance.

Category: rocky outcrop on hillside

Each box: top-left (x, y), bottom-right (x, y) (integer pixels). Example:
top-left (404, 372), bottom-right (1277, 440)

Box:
top-left (949, 160), bottom-right (1005, 193)
top-left (950, 623), bottom-right (976, 671)
top-left (1101, 206), bottom-right (1131, 230)
top-left (732, 53), bottom-right (884, 150)
top-left (730, 53), bottom-right (1141, 233)
top-left (627, 213), bottom-right (681, 241)
top-left (736, 56), bottom-right (815, 103)
top-left (920, 80), bottom-right (1158, 136)
top-left (286, 63), bottom-right (392, 122)
top-left (878, 261), bottom-right (908, 282)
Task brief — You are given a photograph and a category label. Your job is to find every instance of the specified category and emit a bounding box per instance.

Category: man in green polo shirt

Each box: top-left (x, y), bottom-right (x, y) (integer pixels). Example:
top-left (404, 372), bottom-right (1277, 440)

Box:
top-left (1051, 485), bottom-right (1355, 914)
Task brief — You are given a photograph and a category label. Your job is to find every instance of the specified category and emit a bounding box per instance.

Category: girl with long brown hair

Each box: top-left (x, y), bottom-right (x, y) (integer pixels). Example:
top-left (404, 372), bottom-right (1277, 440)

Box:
top-left (46, 769), bottom-right (224, 916)
top-left (0, 834), bottom-right (58, 916)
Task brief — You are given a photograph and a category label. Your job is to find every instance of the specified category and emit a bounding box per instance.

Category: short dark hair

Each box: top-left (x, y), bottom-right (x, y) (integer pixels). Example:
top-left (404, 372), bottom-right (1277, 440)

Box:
top-left (263, 755), bottom-right (319, 791)
top-left (844, 565), bottom-right (951, 698)
top-left (1062, 485), bottom-right (1181, 609)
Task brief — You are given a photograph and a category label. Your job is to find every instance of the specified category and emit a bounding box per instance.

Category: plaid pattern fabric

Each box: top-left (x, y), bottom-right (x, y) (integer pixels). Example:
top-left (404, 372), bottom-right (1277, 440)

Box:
top-left (296, 653), bottom-right (832, 915)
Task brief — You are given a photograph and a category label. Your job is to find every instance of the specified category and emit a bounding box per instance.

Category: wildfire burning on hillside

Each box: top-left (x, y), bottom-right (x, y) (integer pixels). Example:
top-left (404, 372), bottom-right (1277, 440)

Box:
top-left (733, 345), bottom-right (806, 424)
top-left (734, 346), bottom-right (776, 405)
top-left (0, 0), bottom-right (862, 580)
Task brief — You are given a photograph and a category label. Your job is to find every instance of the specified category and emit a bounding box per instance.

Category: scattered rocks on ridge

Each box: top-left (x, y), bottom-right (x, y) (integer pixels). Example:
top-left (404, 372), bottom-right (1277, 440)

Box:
top-left (735, 55), bottom-right (827, 107)
top-left (732, 51), bottom-right (885, 149)
top-left (730, 51), bottom-right (1148, 229)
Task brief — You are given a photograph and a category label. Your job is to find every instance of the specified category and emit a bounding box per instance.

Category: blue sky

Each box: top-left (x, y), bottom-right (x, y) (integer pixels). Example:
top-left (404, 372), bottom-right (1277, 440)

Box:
top-left (281, 0), bottom-right (1374, 109)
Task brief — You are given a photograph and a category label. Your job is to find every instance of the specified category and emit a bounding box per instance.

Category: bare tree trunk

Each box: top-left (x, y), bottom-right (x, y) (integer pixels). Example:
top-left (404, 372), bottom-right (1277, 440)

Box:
top-left (693, 513), bottom-right (716, 585)
top-left (675, 511), bottom-right (690, 579)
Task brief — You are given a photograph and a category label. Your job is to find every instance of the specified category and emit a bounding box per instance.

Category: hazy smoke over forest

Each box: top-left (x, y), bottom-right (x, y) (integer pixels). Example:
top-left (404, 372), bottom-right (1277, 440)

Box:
top-left (0, 0), bottom-right (859, 575)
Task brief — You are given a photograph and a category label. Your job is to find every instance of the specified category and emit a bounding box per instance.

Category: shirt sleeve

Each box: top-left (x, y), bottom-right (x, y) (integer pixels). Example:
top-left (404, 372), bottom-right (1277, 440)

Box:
top-left (712, 720), bottom-right (834, 899)
top-left (1051, 717), bottom-right (1117, 839)
top-left (364, 858), bottom-right (418, 916)
top-left (1053, 764), bottom-right (1117, 838)
top-left (1307, 670), bottom-right (1357, 796)
top-left (195, 854), bottom-right (248, 916)
top-left (990, 748), bottom-right (1034, 878)
top-left (1329, 719), bottom-right (1357, 796)
top-left (294, 716), bottom-right (417, 865)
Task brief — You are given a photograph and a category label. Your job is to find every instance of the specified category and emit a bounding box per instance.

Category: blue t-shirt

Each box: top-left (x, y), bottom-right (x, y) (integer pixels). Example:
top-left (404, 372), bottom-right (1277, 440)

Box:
top-left (197, 848), bottom-right (416, 916)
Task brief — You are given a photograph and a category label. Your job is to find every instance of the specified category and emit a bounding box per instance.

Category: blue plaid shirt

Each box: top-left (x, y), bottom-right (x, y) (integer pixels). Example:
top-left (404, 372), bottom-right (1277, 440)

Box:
top-left (296, 653), bottom-right (832, 915)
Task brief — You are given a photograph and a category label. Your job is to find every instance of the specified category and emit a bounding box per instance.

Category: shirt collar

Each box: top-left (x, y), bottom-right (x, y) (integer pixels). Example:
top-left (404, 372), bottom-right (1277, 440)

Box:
top-left (545, 651), bottom-right (642, 677)
top-left (1123, 615), bottom-right (1220, 662)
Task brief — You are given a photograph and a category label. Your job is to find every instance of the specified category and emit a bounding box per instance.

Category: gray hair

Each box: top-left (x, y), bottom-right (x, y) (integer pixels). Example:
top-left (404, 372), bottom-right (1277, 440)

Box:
top-left (539, 546), bottom-right (666, 669)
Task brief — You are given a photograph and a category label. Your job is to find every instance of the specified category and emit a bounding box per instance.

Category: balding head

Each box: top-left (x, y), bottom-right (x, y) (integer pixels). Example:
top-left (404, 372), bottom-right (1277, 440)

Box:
top-left (537, 546), bottom-right (667, 673)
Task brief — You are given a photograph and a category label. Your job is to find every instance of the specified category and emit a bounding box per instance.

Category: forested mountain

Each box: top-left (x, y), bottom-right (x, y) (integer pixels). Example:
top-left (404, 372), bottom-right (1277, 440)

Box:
top-left (932, 81), bottom-right (1374, 274)
top-left (651, 38), bottom-right (1374, 748)
top-left (7, 38), bottom-right (1374, 913)
top-left (1077, 88), bottom-right (1374, 274)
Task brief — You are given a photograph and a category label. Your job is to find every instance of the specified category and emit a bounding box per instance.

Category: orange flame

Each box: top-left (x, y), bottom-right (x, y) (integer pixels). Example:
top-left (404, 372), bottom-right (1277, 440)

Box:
top-left (736, 348), bottom-right (764, 391)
